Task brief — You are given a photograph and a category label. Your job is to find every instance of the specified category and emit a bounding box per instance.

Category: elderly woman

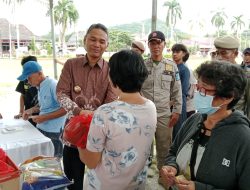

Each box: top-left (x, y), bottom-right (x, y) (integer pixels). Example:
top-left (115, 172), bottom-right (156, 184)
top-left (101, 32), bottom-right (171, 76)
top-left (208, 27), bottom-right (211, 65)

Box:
top-left (161, 60), bottom-right (250, 190)
top-left (78, 50), bottom-right (157, 189)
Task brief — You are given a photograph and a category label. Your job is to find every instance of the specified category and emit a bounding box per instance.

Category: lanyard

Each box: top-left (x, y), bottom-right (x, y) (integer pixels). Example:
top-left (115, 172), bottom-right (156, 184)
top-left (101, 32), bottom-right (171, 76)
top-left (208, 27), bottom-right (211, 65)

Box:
top-left (189, 114), bottom-right (208, 181)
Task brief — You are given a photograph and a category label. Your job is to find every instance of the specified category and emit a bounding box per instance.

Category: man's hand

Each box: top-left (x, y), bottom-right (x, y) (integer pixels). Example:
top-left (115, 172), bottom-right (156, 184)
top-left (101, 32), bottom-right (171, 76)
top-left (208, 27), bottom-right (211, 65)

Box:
top-left (30, 115), bottom-right (47, 124)
top-left (160, 165), bottom-right (177, 187)
top-left (14, 113), bottom-right (22, 119)
top-left (167, 113), bottom-right (180, 128)
top-left (80, 110), bottom-right (93, 116)
top-left (22, 109), bottom-right (33, 120)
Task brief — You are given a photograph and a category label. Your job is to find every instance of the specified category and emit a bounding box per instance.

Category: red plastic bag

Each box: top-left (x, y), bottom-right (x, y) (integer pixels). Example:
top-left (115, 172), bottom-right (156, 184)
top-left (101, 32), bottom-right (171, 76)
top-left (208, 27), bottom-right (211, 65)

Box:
top-left (0, 148), bottom-right (16, 176)
top-left (0, 148), bottom-right (6, 162)
top-left (63, 114), bottom-right (93, 148)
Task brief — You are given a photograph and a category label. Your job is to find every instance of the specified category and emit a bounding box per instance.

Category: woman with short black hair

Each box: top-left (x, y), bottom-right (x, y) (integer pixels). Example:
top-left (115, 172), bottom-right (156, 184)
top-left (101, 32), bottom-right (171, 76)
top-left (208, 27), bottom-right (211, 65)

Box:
top-left (78, 50), bottom-right (157, 189)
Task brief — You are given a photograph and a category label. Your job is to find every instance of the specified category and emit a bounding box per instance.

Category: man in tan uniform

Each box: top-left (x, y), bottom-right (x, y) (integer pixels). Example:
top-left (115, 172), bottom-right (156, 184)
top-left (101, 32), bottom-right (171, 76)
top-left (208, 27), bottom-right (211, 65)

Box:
top-left (214, 35), bottom-right (249, 119)
top-left (214, 35), bottom-right (239, 64)
top-left (240, 48), bottom-right (250, 119)
top-left (131, 40), bottom-right (145, 55)
top-left (141, 31), bottom-right (182, 185)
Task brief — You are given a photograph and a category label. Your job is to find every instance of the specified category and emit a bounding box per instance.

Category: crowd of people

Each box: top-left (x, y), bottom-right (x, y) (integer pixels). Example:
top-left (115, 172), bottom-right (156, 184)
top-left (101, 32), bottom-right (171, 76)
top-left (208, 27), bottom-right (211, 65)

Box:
top-left (1, 23), bottom-right (250, 190)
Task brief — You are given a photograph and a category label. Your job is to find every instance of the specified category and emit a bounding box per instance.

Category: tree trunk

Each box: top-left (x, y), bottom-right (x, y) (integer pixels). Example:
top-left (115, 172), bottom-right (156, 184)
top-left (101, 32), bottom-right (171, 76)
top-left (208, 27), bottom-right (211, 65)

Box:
top-left (151, 0), bottom-right (157, 31)
top-left (49, 0), bottom-right (57, 79)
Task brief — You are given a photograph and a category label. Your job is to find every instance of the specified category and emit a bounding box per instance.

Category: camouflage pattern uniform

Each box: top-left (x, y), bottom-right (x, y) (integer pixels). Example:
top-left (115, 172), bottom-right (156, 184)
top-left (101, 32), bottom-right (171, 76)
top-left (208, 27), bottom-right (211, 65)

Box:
top-left (237, 65), bottom-right (250, 119)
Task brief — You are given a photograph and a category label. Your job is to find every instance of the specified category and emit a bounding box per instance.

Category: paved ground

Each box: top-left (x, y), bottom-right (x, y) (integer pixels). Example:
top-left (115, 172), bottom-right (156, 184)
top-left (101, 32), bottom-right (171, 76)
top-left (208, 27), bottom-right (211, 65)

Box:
top-left (82, 157), bottom-right (166, 190)
top-left (82, 163), bottom-right (165, 190)
top-left (145, 157), bottom-right (166, 190)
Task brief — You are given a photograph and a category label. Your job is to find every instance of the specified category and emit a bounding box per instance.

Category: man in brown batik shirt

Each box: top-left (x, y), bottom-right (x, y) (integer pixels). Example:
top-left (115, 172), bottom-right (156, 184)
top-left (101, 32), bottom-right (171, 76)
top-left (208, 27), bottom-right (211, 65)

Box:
top-left (56, 23), bottom-right (116, 190)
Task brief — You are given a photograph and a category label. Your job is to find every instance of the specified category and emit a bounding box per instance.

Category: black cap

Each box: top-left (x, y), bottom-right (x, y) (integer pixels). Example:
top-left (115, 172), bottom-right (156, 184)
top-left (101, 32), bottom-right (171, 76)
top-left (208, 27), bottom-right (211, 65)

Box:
top-left (243, 48), bottom-right (250, 54)
top-left (148, 31), bottom-right (165, 42)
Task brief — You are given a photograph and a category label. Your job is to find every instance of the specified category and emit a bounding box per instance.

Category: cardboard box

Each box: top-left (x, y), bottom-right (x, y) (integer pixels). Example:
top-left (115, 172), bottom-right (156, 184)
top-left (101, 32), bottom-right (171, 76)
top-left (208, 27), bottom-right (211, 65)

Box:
top-left (0, 155), bottom-right (21, 190)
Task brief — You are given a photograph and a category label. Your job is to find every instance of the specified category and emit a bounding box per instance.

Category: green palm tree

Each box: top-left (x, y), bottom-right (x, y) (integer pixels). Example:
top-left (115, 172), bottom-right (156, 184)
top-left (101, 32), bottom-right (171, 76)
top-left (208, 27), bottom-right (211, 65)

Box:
top-left (231, 15), bottom-right (245, 38)
top-left (211, 9), bottom-right (227, 37)
top-left (3, 0), bottom-right (59, 79)
top-left (163, 0), bottom-right (182, 40)
top-left (2, 0), bottom-right (25, 55)
top-left (52, 0), bottom-right (79, 49)
top-left (188, 15), bottom-right (205, 37)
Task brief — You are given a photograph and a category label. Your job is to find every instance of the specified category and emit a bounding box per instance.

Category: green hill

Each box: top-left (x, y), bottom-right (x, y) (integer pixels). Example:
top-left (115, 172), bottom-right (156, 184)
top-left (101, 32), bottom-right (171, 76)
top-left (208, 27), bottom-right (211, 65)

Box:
top-left (109, 18), bottom-right (168, 35)
top-left (109, 18), bottom-right (190, 40)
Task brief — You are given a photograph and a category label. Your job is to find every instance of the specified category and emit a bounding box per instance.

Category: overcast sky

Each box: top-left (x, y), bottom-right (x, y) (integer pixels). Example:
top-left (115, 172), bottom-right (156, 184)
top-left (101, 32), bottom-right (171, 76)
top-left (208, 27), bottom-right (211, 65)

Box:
top-left (0, 0), bottom-right (250, 36)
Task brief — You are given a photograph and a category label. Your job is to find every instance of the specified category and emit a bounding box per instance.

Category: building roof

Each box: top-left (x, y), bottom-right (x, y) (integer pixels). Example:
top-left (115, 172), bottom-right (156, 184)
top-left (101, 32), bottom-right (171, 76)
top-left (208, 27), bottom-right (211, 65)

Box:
top-left (67, 31), bottom-right (85, 46)
top-left (0, 18), bottom-right (42, 41)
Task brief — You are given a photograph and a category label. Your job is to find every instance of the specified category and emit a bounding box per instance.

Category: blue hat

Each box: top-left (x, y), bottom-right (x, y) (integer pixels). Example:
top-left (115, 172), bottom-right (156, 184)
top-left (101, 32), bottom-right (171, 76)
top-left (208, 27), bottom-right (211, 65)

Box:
top-left (17, 61), bottom-right (42, 81)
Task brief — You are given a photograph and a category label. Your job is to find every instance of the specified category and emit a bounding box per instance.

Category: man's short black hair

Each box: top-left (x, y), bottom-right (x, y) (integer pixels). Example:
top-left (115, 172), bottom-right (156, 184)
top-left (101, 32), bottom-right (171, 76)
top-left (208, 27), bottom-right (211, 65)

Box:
top-left (109, 50), bottom-right (148, 93)
top-left (86, 23), bottom-right (108, 36)
top-left (195, 60), bottom-right (246, 109)
top-left (21, 55), bottom-right (37, 66)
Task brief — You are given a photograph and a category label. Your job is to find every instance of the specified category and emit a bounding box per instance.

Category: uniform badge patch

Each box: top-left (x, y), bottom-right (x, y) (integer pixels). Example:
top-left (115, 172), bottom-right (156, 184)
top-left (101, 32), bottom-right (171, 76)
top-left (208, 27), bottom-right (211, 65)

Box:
top-left (165, 64), bottom-right (173, 72)
top-left (175, 72), bottom-right (180, 81)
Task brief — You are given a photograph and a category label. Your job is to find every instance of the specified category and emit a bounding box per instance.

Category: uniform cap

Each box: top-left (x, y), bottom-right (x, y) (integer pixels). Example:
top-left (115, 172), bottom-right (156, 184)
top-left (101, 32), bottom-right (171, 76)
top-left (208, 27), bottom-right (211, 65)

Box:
top-left (132, 41), bottom-right (145, 52)
top-left (148, 31), bottom-right (165, 42)
top-left (214, 35), bottom-right (240, 49)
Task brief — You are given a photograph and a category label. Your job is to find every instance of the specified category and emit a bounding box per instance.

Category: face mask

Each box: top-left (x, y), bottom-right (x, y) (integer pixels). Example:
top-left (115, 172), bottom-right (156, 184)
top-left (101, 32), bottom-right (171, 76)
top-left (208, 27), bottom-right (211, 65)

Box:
top-left (194, 92), bottom-right (220, 115)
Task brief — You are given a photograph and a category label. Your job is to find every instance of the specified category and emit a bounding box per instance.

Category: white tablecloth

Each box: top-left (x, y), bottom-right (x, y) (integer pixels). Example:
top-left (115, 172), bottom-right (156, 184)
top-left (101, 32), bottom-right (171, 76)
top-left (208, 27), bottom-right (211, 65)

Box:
top-left (0, 118), bottom-right (54, 165)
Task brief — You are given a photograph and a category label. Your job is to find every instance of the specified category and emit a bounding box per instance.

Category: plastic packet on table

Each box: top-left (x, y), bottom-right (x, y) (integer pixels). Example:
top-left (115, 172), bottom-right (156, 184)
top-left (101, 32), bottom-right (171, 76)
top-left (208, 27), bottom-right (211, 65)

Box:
top-left (20, 156), bottom-right (72, 190)
top-left (1, 126), bottom-right (24, 134)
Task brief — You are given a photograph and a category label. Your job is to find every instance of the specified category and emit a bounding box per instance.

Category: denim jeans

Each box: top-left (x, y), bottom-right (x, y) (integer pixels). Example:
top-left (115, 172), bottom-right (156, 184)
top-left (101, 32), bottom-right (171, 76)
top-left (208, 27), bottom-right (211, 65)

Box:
top-left (39, 129), bottom-right (63, 158)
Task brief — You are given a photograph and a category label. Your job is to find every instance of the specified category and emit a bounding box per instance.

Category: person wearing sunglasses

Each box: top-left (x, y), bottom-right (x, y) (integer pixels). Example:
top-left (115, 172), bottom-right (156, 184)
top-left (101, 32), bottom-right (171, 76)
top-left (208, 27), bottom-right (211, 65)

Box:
top-left (160, 60), bottom-right (250, 190)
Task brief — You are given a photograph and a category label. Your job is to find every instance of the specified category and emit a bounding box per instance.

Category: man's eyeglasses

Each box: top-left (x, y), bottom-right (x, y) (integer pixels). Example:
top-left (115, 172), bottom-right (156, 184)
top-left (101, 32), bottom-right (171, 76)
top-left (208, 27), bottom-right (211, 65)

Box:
top-left (196, 84), bottom-right (216, 97)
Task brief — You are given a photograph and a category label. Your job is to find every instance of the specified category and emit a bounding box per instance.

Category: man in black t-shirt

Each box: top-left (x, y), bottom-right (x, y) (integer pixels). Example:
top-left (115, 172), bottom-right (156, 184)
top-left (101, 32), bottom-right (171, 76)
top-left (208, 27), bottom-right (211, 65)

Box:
top-left (14, 56), bottom-right (39, 126)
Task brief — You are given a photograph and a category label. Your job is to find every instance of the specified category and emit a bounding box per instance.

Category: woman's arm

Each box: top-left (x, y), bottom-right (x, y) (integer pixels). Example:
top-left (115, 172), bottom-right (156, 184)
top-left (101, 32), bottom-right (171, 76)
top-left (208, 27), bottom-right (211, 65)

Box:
top-left (78, 148), bottom-right (102, 169)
